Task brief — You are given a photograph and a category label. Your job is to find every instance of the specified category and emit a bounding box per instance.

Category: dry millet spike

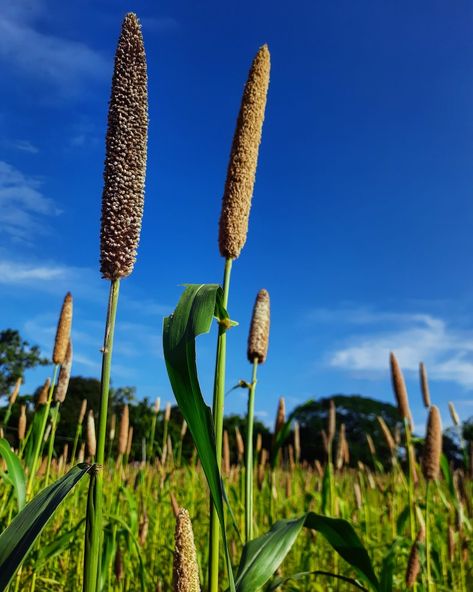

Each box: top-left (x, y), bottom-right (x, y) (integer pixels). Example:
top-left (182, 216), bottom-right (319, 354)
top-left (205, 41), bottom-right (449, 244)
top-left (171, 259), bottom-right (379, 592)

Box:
top-left (247, 288), bottom-right (270, 363)
top-left (218, 45), bottom-right (271, 260)
top-left (53, 292), bottom-right (73, 365)
top-left (390, 352), bottom-right (412, 428)
top-left (118, 404), bottom-right (129, 455)
top-left (55, 340), bottom-right (72, 403)
top-left (422, 405), bottom-right (442, 481)
top-left (419, 362), bottom-right (431, 408)
top-left (100, 13), bottom-right (149, 280)
top-left (173, 508), bottom-right (200, 592)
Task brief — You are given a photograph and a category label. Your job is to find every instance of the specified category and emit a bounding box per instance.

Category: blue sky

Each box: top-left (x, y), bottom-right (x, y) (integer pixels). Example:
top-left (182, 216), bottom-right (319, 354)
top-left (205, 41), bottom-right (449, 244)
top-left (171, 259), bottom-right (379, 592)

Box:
top-left (0, 0), bottom-right (472, 432)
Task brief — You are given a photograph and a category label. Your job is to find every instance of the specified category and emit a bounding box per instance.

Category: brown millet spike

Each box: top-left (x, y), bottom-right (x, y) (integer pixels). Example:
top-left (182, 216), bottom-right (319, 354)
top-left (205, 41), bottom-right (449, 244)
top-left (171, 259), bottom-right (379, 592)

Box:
top-left (390, 352), bottom-right (412, 428)
top-left (405, 528), bottom-right (425, 588)
top-left (53, 293), bottom-right (73, 365)
top-left (79, 399), bottom-right (87, 423)
top-left (247, 289), bottom-right (270, 363)
top-left (9, 377), bottom-right (21, 405)
top-left (118, 404), bottom-right (129, 455)
top-left (18, 404), bottom-right (26, 441)
top-left (37, 378), bottom-right (51, 407)
top-left (173, 508), bottom-right (200, 592)
top-left (422, 405), bottom-right (442, 481)
top-left (273, 397), bottom-right (286, 439)
top-left (218, 45), bottom-right (271, 260)
top-left (419, 362), bottom-right (431, 408)
top-left (327, 399), bottom-right (336, 445)
top-left (55, 340), bottom-right (72, 403)
top-left (376, 416), bottom-right (396, 453)
top-left (100, 13), bottom-right (149, 280)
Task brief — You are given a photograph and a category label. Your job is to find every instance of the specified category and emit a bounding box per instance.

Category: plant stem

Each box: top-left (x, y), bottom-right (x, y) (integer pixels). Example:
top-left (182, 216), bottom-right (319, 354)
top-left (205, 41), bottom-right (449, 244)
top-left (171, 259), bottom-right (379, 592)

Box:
top-left (83, 279), bottom-right (120, 592)
top-left (71, 422), bottom-right (83, 466)
top-left (245, 360), bottom-right (258, 543)
top-left (45, 403), bottom-right (61, 485)
top-left (26, 364), bottom-right (59, 498)
top-left (208, 258), bottom-right (232, 592)
top-left (404, 418), bottom-right (416, 543)
top-left (425, 479), bottom-right (432, 592)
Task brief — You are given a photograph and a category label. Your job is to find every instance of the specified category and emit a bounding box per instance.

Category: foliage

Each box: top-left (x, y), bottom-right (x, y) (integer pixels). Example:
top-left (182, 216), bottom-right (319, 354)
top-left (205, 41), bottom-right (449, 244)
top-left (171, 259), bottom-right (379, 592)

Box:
top-left (0, 330), bottom-right (48, 397)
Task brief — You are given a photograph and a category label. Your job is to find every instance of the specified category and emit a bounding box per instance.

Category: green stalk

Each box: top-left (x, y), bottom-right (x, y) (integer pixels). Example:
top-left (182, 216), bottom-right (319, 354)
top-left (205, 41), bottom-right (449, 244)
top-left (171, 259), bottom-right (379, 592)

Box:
top-left (45, 403), bottom-right (61, 486)
top-left (405, 418), bottom-right (416, 543)
top-left (26, 365), bottom-right (59, 498)
top-left (83, 279), bottom-right (120, 592)
top-left (2, 403), bottom-right (13, 428)
top-left (208, 257), bottom-right (232, 592)
top-left (245, 360), bottom-right (258, 542)
top-left (425, 480), bottom-right (432, 592)
top-left (71, 422), bottom-right (83, 466)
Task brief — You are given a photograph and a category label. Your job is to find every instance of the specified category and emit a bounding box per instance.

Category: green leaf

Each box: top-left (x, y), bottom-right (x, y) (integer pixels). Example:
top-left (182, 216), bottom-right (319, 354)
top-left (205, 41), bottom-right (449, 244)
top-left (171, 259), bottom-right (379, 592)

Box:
top-left (0, 463), bottom-right (92, 591)
top-left (235, 512), bottom-right (379, 592)
top-left (0, 438), bottom-right (26, 511)
top-left (267, 570), bottom-right (368, 591)
top-left (440, 454), bottom-right (455, 500)
top-left (163, 284), bottom-right (236, 589)
top-left (304, 513), bottom-right (379, 591)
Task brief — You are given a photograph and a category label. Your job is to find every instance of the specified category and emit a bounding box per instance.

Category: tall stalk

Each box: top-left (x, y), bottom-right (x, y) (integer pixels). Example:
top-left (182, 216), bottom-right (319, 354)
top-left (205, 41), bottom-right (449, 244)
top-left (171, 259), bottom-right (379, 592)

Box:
top-left (83, 280), bottom-right (120, 592)
top-left (245, 360), bottom-right (258, 542)
top-left (208, 257), bottom-right (232, 592)
top-left (26, 366), bottom-right (59, 498)
top-left (425, 480), bottom-right (432, 592)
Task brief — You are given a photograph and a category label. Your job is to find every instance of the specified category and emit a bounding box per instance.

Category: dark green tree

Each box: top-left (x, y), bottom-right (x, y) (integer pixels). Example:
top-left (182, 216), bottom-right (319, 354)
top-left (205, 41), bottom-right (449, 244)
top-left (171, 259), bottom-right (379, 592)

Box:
top-left (292, 394), bottom-right (401, 467)
top-left (0, 329), bottom-right (48, 396)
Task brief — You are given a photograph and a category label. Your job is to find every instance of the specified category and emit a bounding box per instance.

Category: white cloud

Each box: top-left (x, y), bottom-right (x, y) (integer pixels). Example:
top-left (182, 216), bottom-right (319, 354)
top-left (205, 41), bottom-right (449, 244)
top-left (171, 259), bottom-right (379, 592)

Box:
top-left (0, 0), bottom-right (107, 96)
top-left (320, 306), bottom-right (473, 389)
top-left (12, 140), bottom-right (39, 154)
top-left (0, 261), bottom-right (66, 282)
top-left (0, 160), bottom-right (60, 241)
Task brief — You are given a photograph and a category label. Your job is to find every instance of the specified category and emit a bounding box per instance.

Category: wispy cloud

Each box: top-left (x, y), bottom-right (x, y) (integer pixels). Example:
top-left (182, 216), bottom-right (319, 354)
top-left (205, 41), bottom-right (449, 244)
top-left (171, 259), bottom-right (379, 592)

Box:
top-left (0, 161), bottom-right (60, 242)
top-left (12, 140), bottom-right (39, 154)
top-left (315, 306), bottom-right (473, 389)
top-left (0, 0), bottom-right (108, 96)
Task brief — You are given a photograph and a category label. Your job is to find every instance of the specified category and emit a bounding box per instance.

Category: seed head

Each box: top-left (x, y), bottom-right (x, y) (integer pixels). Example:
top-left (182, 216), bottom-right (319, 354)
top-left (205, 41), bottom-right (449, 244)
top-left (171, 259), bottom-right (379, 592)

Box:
top-left (235, 426), bottom-right (244, 461)
top-left (273, 397), bottom-right (285, 439)
top-left (126, 426), bottom-right (134, 456)
top-left (419, 362), bottom-right (431, 408)
top-left (218, 45), bottom-right (270, 260)
top-left (247, 289), bottom-right (270, 364)
top-left (36, 377), bottom-right (50, 408)
top-left (448, 401), bottom-right (460, 426)
top-left (55, 340), bottom-right (72, 403)
top-left (52, 292), bottom-right (73, 365)
top-left (223, 429), bottom-right (230, 474)
top-left (164, 402), bottom-right (172, 422)
top-left (422, 405), bottom-right (442, 481)
top-left (87, 410), bottom-right (96, 457)
top-left (79, 399), bottom-right (88, 423)
top-left (18, 404), bottom-right (26, 441)
top-left (293, 421), bottom-right (300, 463)
top-left (390, 352), bottom-right (412, 428)
top-left (327, 399), bottom-right (336, 445)
top-left (118, 404), bottom-right (129, 454)
top-left (100, 13), bottom-right (149, 280)
top-left (376, 416), bottom-right (396, 453)
top-left (405, 528), bottom-right (425, 588)
top-left (9, 377), bottom-right (21, 405)
top-left (173, 508), bottom-right (200, 592)
top-left (154, 397), bottom-right (161, 414)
